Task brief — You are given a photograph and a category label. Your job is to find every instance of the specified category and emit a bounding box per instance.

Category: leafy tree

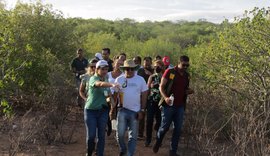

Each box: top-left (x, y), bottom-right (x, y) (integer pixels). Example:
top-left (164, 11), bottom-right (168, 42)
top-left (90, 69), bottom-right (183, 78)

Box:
top-left (188, 8), bottom-right (270, 155)
top-left (0, 1), bottom-right (76, 114)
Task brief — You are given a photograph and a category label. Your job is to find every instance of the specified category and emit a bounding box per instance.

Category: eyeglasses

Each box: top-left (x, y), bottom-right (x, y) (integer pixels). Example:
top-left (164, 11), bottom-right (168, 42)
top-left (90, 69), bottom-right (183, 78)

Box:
top-left (182, 64), bottom-right (190, 67)
top-left (125, 68), bottom-right (135, 71)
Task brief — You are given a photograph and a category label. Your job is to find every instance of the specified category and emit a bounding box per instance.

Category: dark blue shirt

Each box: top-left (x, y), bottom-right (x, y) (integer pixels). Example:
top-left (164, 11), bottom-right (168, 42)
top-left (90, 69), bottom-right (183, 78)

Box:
top-left (71, 57), bottom-right (88, 78)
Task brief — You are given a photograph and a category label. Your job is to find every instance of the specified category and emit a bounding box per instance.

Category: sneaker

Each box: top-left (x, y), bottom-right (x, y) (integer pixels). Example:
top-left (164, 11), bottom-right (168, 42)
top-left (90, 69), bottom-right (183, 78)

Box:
top-left (169, 151), bottom-right (180, 156)
top-left (152, 141), bottom-right (161, 153)
top-left (144, 140), bottom-right (151, 147)
top-left (137, 135), bottom-right (144, 140)
top-left (119, 152), bottom-right (126, 156)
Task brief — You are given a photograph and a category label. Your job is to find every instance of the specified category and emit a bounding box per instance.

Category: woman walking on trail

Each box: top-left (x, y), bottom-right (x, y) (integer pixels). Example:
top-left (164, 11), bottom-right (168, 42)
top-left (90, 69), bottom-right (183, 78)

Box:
top-left (79, 58), bottom-right (98, 106)
top-left (145, 60), bottom-right (165, 147)
top-left (106, 58), bottom-right (124, 135)
top-left (107, 58), bottom-right (124, 120)
top-left (84, 60), bottom-right (120, 156)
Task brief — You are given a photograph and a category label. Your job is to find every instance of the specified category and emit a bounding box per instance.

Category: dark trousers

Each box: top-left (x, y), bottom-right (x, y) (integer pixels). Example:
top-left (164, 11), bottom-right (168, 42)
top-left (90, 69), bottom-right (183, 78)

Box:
top-left (138, 114), bottom-right (145, 137)
top-left (146, 101), bottom-right (161, 143)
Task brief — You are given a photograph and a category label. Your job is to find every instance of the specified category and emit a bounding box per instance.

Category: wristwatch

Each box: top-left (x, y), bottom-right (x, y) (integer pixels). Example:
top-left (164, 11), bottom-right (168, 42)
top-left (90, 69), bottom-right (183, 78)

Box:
top-left (141, 108), bottom-right (145, 112)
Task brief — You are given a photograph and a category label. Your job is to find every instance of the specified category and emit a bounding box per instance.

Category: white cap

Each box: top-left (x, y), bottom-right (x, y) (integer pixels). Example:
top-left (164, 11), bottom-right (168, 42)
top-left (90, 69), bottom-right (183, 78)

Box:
top-left (95, 53), bottom-right (103, 60)
top-left (96, 60), bottom-right (108, 68)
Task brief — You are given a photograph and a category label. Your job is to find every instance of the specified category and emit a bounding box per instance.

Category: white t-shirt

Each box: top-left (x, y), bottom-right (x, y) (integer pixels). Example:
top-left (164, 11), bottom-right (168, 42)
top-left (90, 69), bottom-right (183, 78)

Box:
top-left (114, 75), bottom-right (148, 112)
top-left (108, 72), bottom-right (124, 93)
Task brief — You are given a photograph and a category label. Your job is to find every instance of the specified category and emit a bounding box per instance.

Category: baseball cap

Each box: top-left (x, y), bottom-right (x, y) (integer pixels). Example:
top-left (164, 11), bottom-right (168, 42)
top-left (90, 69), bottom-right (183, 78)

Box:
top-left (96, 60), bottom-right (108, 68)
top-left (162, 56), bottom-right (170, 66)
top-left (95, 53), bottom-right (103, 60)
top-left (87, 58), bottom-right (98, 66)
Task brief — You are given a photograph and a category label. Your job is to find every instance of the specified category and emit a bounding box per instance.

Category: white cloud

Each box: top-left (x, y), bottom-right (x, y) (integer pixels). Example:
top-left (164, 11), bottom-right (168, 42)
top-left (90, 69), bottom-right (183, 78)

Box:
top-left (4, 0), bottom-right (270, 23)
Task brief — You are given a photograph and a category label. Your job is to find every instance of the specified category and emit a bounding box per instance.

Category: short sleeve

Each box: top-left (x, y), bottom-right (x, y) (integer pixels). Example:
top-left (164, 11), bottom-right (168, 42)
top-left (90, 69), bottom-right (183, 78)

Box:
top-left (89, 75), bottom-right (100, 87)
top-left (140, 77), bottom-right (148, 92)
top-left (162, 68), bottom-right (171, 80)
top-left (71, 59), bottom-right (76, 68)
top-left (81, 76), bottom-right (87, 86)
top-left (84, 59), bottom-right (89, 67)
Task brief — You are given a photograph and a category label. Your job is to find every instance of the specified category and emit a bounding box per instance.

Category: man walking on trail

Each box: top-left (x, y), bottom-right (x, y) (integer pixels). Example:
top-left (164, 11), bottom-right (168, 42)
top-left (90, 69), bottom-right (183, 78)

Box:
top-left (102, 48), bottom-right (114, 72)
top-left (71, 48), bottom-right (88, 108)
top-left (153, 55), bottom-right (194, 156)
top-left (114, 59), bottom-right (148, 156)
top-left (137, 56), bottom-right (153, 139)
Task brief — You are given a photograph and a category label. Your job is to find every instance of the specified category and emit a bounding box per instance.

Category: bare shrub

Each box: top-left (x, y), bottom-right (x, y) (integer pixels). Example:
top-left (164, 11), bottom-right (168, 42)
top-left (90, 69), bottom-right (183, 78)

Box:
top-left (184, 83), bottom-right (232, 156)
top-left (184, 77), bottom-right (270, 156)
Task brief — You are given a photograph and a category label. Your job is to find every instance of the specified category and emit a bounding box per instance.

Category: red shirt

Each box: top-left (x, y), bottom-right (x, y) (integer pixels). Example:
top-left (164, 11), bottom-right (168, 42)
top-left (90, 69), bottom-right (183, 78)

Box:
top-left (162, 67), bottom-right (189, 107)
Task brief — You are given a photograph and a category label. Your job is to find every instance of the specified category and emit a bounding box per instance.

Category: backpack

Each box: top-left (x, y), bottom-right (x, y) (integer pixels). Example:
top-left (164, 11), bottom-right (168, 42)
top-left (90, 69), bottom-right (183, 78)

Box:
top-left (158, 68), bottom-right (190, 110)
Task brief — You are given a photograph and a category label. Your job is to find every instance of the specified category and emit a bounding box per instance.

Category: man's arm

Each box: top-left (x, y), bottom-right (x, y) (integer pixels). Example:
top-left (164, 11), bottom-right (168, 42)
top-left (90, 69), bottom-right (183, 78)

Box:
top-left (159, 77), bottom-right (171, 105)
top-left (147, 75), bottom-right (153, 95)
top-left (141, 90), bottom-right (148, 110)
top-left (137, 90), bottom-right (148, 120)
top-left (79, 83), bottom-right (87, 101)
top-left (72, 67), bottom-right (77, 73)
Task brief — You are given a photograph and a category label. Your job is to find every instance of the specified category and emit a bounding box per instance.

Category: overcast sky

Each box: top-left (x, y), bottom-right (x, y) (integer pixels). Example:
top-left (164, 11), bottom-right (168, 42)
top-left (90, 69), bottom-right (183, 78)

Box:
top-left (5, 0), bottom-right (270, 23)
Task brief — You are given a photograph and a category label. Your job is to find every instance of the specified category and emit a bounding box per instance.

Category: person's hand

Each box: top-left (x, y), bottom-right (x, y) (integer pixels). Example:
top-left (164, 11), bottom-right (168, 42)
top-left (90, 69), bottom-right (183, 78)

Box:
top-left (112, 83), bottom-right (120, 91)
top-left (137, 111), bottom-right (145, 120)
top-left (165, 97), bottom-right (172, 105)
top-left (79, 70), bottom-right (85, 74)
top-left (150, 81), bottom-right (155, 88)
top-left (145, 69), bottom-right (152, 75)
top-left (186, 88), bottom-right (194, 95)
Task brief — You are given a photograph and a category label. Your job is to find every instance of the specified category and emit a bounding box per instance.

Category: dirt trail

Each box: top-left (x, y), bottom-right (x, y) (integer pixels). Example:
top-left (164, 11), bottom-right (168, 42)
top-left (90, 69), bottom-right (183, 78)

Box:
top-left (0, 108), bottom-right (198, 156)
top-left (44, 109), bottom-right (198, 156)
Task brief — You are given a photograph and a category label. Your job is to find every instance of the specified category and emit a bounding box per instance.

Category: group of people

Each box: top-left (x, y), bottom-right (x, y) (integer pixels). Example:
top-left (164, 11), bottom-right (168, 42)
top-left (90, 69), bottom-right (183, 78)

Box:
top-left (71, 48), bottom-right (194, 156)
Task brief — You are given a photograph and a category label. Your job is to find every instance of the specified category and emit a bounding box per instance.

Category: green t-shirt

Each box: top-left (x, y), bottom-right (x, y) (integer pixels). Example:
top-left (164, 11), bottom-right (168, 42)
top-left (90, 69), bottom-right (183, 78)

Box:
top-left (85, 74), bottom-right (110, 110)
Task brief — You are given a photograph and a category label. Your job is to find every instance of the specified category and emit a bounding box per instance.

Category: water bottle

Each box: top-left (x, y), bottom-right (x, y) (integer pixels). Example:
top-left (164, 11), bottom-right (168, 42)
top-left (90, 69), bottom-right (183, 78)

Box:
top-left (169, 94), bottom-right (174, 106)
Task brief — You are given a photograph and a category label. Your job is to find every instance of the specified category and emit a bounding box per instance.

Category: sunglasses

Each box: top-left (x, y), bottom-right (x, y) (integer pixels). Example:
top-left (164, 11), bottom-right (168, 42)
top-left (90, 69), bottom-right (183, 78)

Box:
top-left (90, 66), bottom-right (96, 68)
top-left (182, 64), bottom-right (190, 67)
top-left (125, 68), bottom-right (135, 71)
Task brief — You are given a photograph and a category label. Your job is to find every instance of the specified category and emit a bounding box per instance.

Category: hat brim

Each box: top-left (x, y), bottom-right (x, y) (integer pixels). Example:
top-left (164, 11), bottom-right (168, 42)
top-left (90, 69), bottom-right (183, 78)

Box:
top-left (120, 65), bottom-right (140, 72)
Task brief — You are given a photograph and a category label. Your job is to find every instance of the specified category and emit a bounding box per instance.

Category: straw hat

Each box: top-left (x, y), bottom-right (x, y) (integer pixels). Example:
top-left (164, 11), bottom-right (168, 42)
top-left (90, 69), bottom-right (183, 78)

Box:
top-left (120, 59), bottom-right (140, 71)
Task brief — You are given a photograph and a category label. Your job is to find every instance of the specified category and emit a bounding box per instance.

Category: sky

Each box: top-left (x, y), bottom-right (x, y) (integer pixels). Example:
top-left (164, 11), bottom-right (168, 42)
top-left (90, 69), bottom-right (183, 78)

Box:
top-left (5, 0), bottom-right (270, 23)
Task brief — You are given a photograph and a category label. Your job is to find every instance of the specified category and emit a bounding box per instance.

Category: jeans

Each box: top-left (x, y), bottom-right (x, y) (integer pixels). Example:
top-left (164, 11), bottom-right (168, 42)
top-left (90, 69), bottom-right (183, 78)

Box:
top-left (156, 105), bottom-right (185, 153)
top-left (146, 100), bottom-right (161, 144)
top-left (116, 108), bottom-right (138, 156)
top-left (84, 108), bottom-right (109, 156)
